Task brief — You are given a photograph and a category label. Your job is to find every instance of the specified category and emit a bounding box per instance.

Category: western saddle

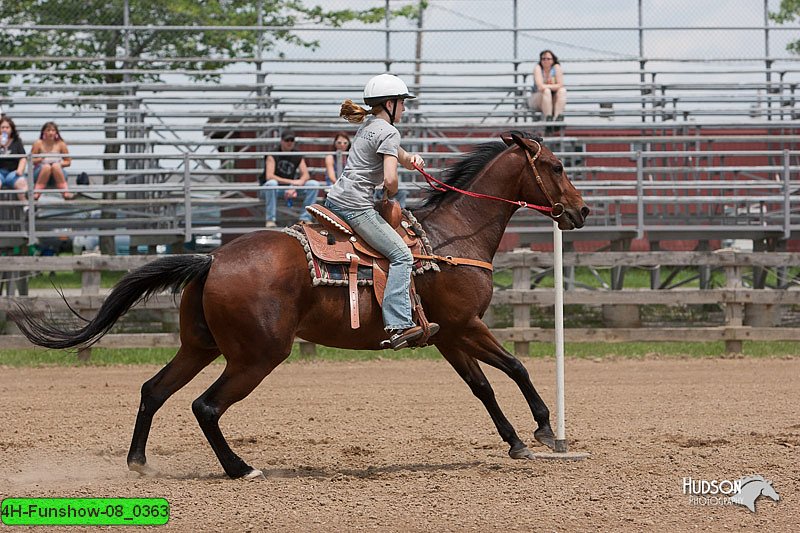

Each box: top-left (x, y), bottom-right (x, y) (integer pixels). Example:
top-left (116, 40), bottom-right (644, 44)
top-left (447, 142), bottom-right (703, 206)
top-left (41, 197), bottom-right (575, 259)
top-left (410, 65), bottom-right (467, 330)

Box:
top-left (284, 201), bottom-right (493, 347)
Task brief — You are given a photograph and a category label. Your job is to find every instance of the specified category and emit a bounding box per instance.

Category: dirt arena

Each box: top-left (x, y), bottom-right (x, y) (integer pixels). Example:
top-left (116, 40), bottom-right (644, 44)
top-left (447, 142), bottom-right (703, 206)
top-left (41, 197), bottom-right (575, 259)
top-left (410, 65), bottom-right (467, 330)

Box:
top-left (1, 356), bottom-right (797, 531)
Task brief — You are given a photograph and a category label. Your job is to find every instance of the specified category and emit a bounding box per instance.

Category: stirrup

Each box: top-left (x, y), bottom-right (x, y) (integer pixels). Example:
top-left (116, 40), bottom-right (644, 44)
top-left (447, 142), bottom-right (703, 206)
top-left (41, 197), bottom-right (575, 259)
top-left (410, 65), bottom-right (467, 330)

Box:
top-left (380, 323), bottom-right (439, 350)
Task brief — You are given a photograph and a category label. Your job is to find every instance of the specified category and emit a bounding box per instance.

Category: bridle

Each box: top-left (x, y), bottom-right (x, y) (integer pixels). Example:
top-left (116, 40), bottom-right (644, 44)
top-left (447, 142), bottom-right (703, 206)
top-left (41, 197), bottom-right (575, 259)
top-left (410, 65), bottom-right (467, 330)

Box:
top-left (414, 139), bottom-right (564, 218)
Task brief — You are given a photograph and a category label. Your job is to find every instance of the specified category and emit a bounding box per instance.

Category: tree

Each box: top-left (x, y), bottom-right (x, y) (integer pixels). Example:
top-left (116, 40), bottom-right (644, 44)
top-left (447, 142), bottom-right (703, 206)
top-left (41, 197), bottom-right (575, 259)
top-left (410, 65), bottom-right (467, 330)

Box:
top-left (770, 0), bottom-right (800, 54)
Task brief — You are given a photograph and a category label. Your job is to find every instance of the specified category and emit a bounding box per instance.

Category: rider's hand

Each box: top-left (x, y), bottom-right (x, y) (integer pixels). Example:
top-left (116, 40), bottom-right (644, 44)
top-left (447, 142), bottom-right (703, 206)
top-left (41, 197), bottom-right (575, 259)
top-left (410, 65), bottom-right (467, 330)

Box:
top-left (409, 153), bottom-right (424, 169)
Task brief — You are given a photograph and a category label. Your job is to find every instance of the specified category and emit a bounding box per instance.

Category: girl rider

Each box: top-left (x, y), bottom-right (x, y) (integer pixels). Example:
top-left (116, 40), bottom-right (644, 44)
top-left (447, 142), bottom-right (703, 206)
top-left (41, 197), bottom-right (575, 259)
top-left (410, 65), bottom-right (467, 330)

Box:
top-left (324, 74), bottom-right (439, 350)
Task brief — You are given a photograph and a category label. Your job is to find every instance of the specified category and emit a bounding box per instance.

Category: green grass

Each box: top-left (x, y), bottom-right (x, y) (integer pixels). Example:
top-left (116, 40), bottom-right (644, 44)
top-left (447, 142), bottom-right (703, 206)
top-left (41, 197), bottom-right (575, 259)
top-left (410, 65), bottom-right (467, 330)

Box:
top-left (0, 344), bottom-right (443, 367)
top-left (1, 341), bottom-right (797, 368)
top-left (494, 265), bottom-right (800, 290)
top-left (533, 341), bottom-right (800, 358)
top-left (0, 347), bottom-right (180, 367)
top-left (27, 271), bottom-right (127, 289)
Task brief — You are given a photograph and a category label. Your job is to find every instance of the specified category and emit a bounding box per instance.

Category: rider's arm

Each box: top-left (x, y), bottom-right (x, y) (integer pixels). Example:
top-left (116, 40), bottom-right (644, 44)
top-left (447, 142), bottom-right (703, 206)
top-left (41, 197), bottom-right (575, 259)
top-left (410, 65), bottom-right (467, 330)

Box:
top-left (383, 154), bottom-right (399, 197)
top-left (397, 147), bottom-right (424, 171)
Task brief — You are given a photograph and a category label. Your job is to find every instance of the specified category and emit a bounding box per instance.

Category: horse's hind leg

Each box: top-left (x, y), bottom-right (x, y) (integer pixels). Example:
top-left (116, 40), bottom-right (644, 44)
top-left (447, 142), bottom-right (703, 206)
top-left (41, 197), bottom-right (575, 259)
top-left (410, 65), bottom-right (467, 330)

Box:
top-left (127, 345), bottom-right (220, 474)
top-left (437, 343), bottom-right (535, 460)
top-left (191, 359), bottom-right (278, 479)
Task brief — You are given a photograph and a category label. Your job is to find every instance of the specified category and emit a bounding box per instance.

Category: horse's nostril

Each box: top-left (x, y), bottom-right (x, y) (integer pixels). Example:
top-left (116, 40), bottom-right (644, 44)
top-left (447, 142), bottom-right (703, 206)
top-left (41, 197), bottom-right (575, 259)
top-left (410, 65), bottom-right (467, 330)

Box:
top-left (581, 206), bottom-right (590, 218)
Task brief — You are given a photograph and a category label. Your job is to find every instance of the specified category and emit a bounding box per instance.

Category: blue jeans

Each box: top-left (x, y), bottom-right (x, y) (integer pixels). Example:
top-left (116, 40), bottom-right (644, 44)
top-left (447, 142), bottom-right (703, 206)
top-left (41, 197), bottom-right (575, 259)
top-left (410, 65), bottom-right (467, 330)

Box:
top-left (262, 180), bottom-right (320, 222)
top-left (324, 198), bottom-right (415, 331)
top-left (0, 169), bottom-right (22, 188)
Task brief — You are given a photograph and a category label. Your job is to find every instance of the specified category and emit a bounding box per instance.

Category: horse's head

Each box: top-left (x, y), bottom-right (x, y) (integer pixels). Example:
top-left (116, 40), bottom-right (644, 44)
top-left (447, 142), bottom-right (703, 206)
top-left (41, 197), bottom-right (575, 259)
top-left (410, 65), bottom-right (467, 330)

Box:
top-left (502, 131), bottom-right (589, 230)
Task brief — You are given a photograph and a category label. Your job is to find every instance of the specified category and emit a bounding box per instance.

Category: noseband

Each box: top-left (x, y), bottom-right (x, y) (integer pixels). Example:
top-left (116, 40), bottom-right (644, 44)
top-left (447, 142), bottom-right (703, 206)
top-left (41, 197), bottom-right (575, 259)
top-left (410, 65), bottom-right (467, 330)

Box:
top-left (414, 141), bottom-right (564, 217)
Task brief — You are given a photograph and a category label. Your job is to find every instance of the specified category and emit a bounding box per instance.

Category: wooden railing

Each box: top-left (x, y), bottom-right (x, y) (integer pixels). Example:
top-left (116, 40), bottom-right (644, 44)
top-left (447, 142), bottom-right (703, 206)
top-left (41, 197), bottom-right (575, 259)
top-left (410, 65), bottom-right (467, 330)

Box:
top-left (2, 251), bottom-right (800, 356)
top-left (490, 250), bottom-right (800, 355)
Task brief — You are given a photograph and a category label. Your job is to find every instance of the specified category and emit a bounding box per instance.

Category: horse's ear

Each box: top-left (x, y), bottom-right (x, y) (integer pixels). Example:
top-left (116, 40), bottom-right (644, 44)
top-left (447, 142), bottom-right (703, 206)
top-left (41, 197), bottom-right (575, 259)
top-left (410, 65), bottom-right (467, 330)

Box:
top-left (501, 130), bottom-right (527, 147)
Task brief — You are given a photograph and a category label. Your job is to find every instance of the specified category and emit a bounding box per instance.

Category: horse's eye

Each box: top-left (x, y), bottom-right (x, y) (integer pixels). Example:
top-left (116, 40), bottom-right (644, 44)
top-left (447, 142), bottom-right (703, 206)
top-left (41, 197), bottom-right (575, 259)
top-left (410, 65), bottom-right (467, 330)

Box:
top-left (553, 164), bottom-right (563, 174)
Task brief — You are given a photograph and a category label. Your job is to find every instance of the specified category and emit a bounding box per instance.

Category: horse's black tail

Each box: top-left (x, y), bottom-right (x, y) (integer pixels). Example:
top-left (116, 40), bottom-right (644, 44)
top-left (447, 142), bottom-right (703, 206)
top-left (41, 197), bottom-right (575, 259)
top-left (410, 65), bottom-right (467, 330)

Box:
top-left (11, 254), bottom-right (214, 350)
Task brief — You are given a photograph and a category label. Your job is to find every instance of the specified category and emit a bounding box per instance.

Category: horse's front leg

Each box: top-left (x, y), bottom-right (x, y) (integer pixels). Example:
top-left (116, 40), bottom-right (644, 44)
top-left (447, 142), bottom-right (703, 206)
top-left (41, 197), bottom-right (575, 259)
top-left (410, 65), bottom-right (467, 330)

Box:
top-left (436, 341), bottom-right (535, 460)
top-left (445, 319), bottom-right (556, 451)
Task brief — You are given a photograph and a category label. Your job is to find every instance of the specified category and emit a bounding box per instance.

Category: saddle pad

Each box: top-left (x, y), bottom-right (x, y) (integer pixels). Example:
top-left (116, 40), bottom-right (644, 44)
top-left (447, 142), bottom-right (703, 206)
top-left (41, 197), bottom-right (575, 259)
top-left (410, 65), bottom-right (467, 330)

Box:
top-left (312, 258), bottom-right (374, 285)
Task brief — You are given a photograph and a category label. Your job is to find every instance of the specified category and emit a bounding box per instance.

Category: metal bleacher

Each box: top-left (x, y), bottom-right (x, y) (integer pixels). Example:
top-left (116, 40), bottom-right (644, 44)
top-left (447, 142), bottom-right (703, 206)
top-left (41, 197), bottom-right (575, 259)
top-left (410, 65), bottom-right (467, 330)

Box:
top-left (2, 7), bottom-right (800, 256)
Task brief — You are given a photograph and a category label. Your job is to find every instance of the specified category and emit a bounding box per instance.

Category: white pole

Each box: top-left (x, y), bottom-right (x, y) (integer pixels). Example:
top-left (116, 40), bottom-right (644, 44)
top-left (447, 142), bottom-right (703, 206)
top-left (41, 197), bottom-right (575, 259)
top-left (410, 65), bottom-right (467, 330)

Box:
top-left (553, 220), bottom-right (567, 452)
top-left (533, 222), bottom-right (587, 460)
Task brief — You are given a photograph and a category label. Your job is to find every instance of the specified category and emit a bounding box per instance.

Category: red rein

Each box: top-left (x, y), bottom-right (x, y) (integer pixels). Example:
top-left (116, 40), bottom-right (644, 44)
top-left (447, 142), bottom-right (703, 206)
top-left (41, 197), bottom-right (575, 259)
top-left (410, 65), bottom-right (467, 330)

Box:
top-left (412, 163), bottom-right (554, 214)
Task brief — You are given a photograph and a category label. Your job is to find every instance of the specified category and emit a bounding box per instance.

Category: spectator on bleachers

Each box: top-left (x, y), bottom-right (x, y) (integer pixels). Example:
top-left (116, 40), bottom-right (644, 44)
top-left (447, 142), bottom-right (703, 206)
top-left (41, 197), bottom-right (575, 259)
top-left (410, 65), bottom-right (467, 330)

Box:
top-left (0, 115), bottom-right (28, 202)
top-left (528, 49), bottom-right (567, 122)
top-left (260, 129), bottom-right (319, 227)
top-left (324, 131), bottom-right (351, 185)
top-left (31, 121), bottom-right (74, 200)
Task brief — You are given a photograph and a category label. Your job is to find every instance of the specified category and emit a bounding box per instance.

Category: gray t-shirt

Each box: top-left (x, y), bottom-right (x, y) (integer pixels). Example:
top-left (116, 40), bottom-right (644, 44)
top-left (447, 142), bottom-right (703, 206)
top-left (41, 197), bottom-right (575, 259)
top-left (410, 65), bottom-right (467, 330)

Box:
top-left (326, 116), bottom-right (400, 210)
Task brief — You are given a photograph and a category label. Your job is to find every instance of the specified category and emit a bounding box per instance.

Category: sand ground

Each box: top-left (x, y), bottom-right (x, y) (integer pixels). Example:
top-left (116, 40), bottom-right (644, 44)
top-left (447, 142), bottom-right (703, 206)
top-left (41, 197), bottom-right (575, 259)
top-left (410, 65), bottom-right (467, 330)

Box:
top-left (1, 357), bottom-right (797, 531)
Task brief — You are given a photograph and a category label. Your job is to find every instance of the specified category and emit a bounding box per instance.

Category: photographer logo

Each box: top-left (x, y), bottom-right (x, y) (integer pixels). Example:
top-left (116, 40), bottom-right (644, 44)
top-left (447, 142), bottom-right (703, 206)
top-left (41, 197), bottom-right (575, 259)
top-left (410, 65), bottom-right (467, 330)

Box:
top-left (683, 475), bottom-right (779, 512)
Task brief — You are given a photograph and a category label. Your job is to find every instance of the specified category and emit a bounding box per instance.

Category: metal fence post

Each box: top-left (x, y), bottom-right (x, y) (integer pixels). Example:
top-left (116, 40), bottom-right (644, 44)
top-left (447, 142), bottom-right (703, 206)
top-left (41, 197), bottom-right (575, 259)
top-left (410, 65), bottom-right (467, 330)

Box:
top-left (784, 149), bottom-right (791, 241)
top-left (26, 154), bottom-right (35, 246)
top-left (184, 154), bottom-right (192, 244)
top-left (636, 150), bottom-right (644, 240)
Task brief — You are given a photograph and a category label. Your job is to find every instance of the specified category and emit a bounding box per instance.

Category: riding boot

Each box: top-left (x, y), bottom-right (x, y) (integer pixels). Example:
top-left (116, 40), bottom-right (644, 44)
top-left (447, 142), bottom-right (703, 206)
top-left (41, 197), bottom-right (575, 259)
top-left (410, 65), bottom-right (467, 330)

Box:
top-left (387, 322), bottom-right (440, 350)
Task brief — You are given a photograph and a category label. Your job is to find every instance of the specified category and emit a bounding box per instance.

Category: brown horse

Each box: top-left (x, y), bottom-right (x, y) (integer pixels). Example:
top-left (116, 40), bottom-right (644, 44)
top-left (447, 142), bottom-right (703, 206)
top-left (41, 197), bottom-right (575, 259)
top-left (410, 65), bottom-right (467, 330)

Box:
top-left (12, 132), bottom-right (589, 480)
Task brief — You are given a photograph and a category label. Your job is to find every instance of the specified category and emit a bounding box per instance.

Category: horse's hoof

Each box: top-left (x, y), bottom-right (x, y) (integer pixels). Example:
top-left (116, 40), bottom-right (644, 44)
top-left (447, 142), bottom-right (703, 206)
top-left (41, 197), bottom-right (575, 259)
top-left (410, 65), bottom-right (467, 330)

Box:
top-left (509, 445), bottom-right (535, 460)
top-left (243, 469), bottom-right (266, 480)
top-left (128, 462), bottom-right (158, 477)
top-left (534, 426), bottom-right (556, 450)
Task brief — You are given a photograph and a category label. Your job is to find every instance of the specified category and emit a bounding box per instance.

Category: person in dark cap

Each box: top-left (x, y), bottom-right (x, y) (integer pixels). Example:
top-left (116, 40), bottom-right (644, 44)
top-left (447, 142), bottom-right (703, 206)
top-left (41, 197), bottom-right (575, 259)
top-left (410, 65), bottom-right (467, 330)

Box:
top-left (259, 130), bottom-right (319, 227)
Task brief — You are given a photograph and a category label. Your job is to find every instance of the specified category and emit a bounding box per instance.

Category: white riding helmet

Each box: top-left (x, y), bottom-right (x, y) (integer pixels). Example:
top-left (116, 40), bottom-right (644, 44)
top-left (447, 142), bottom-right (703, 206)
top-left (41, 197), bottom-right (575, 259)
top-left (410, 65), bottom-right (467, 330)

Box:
top-left (363, 74), bottom-right (416, 106)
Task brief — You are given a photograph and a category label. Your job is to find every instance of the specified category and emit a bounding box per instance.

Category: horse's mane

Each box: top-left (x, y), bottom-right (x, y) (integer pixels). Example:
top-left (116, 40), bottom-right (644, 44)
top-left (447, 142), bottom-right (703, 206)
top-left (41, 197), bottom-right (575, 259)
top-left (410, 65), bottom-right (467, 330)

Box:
top-left (421, 142), bottom-right (507, 207)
